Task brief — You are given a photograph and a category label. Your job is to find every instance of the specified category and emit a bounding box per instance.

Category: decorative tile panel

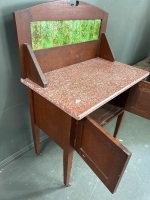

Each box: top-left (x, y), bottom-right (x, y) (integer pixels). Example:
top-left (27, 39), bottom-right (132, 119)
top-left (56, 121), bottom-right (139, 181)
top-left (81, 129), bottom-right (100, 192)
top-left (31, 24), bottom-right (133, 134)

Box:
top-left (30, 20), bottom-right (101, 50)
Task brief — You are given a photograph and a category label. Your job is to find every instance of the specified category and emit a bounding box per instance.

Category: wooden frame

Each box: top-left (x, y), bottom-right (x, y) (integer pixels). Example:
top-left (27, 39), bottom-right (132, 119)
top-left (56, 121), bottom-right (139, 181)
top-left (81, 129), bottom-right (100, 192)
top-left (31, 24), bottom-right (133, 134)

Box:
top-left (14, 1), bottom-right (114, 81)
top-left (24, 44), bottom-right (47, 87)
top-left (125, 81), bottom-right (150, 119)
top-left (13, 0), bottom-right (149, 195)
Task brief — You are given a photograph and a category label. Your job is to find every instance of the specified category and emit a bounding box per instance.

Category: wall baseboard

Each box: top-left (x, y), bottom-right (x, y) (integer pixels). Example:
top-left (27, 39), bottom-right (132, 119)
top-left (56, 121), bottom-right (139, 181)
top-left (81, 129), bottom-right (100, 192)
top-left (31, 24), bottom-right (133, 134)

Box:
top-left (0, 135), bottom-right (49, 168)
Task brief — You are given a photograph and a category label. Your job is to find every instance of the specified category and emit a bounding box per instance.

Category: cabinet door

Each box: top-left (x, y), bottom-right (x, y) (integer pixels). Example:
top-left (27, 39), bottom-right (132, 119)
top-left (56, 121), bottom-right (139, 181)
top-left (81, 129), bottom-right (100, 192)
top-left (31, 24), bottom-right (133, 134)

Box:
top-left (74, 117), bottom-right (131, 193)
top-left (125, 81), bottom-right (150, 119)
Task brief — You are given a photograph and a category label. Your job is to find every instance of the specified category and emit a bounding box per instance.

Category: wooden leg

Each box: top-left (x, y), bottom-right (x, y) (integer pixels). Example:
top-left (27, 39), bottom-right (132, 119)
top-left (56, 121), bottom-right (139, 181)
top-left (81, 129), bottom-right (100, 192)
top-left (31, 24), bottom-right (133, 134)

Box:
top-left (32, 124), bottom-right (41, 155)
top-left (63, 146), bottom-right (74, 186)
top-left (28, 89), bottom-right (41, 155)
top-left (113, 111), bottom-right (125, 138)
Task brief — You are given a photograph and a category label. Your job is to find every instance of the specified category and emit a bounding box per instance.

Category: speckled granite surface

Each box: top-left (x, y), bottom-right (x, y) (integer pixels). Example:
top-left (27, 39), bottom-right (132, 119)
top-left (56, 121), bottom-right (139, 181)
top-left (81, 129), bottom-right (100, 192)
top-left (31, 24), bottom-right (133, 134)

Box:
top-left (21, 58), bottom-right (149, 120)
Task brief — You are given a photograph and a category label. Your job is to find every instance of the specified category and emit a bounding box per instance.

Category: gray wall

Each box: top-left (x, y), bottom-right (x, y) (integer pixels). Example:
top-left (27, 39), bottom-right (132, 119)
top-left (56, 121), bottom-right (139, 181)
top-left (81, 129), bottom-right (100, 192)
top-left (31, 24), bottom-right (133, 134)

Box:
top-left (84, 0), bottom-right (150, 64)
top-left (0, 0), bottom-right (150, 166)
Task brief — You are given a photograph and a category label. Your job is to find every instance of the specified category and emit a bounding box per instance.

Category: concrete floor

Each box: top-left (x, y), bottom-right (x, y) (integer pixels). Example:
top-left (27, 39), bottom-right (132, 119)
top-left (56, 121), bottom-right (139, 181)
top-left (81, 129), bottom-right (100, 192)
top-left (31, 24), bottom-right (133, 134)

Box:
top-left (0, 112), bottom-right (150, 200)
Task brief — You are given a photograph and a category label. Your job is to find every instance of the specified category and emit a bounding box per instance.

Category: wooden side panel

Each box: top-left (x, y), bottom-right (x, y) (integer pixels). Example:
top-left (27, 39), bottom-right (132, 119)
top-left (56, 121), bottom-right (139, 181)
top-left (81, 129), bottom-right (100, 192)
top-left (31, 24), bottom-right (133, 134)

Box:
top-left (24, 44), bottom-right (47, 87)
top-left (75, 117), bottom-right (131, 193)
top-left (99, 33), bottom-right (115, 62)
top-left (33, 92), bottom-right (72, 149)
top-left (13, 10), bottom-right (32, 78)
top-left (125, 81), bottom-right (150, 120)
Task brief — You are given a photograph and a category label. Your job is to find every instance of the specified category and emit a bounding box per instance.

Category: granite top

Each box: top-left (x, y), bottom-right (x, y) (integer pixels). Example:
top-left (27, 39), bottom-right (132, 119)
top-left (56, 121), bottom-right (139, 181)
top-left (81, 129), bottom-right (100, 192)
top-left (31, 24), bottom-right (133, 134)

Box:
top-left (21, 58), bottom-right (149, 120)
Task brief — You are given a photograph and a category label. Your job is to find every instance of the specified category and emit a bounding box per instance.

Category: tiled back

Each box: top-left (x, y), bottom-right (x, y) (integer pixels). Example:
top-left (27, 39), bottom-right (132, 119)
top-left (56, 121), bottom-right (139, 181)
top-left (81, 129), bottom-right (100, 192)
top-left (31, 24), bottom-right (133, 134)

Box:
top-left (31, 19), bottom-right (101, 50)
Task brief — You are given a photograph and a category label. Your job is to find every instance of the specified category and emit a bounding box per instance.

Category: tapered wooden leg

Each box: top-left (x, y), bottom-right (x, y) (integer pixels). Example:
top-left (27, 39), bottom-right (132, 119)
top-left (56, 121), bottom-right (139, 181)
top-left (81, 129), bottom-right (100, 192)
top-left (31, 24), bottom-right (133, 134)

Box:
top-left (63, 146), bottom-right (74, 186)
top-left (28, 89), bottom-right (41, 155)
top-left (32, 124), bottom-right (41, 155)
top-left (113, 111), bottom-right (125, 138)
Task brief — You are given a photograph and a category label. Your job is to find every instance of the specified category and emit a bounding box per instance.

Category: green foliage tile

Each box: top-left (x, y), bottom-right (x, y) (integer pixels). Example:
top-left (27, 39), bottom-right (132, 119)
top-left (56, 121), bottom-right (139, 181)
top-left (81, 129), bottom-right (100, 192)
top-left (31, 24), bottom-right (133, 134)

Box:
top-left (80, 20), bottom-right (88, 42)
top-left (88, 20), bottom-right (95, 41)
top-left (72, 20), bottom-right (81, 43)
top-left (63, 20), bottom-right (73, 45)
top-left (93, 20), bottom-right (101, 40)
top-left (52, 21), bottom-right (63, 47)
top-left (31, 19), bottom-right (101, 50)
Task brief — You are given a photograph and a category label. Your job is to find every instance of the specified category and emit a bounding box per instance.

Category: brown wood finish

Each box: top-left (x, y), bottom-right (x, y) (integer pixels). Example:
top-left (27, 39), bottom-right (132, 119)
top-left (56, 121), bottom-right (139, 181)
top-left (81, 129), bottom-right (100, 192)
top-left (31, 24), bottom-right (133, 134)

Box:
top-left (63, 145), bottom-right (74, 186)
top-left (28, 89), bottom-right (41, 155)
top-left (110, 89), bottom-right (131, 109)
top-left (33, 91), bottom-right (75, 185)
top-left (35, 41), bottom-right (99, 73)
top-left (24, 44), bottom-right (47, 87)
top-left (26, 2), bottom-right (106, 21)
top-left (74, 116), bottom-right (131, 193)
top-left (125, 81), bottom-right (150, 120)
top-left (13, 10), bottom-right (31, 78)
top-left (14, 1), bottom-right (134, 194)
top-left (32, 91), bottom-right (72, 150)
top-left (99, 33), bottom-right (115, 62)
top-left (90, 103), bottom-right (124, 126)
top-left (13, 1), bottom-right (108, 75)
top-left (113, 111), bottom-right (125, 138)
top-left (63, 118), bottom-right (76, 186)
top-left (89, 103), bottom-right (124, 138)
top-left (100, 11), bottom-right (108, 34)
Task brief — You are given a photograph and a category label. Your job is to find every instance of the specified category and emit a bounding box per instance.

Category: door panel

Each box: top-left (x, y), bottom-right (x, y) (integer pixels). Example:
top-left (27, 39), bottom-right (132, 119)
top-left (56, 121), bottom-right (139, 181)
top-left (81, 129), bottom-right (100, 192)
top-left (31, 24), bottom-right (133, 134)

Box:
top-left (125, 81), bottom-right (150, 120)
top-left (74, 117), bottom-right (131, 193)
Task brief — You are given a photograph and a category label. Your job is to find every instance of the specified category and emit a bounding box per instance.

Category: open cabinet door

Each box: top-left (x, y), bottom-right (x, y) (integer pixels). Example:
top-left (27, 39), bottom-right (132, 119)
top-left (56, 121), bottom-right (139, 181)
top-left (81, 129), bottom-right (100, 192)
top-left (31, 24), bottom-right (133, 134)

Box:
top-left (125, 81), bottom-right (150, 119)
top-left (74, 116), bottom-right (131, 193)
